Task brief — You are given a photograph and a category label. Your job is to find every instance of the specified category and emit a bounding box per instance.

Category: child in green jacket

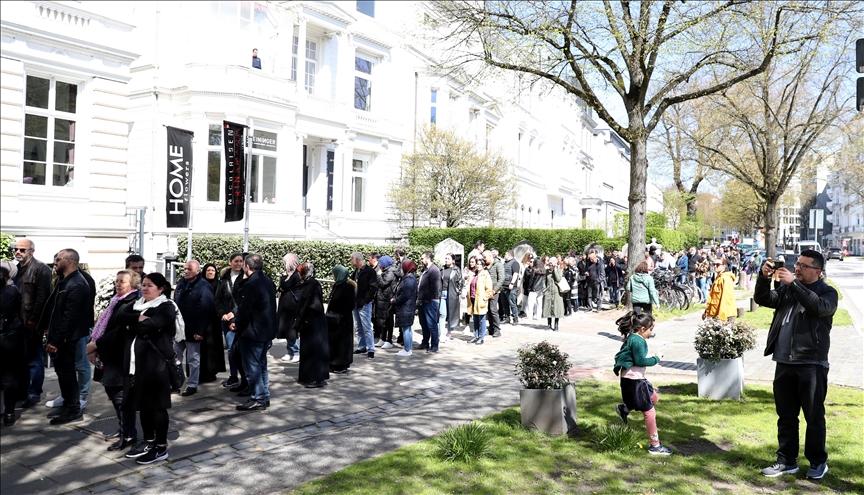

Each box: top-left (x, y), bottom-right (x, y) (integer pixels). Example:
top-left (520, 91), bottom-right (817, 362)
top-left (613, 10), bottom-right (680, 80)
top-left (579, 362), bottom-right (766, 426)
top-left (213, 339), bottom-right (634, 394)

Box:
top-left (613, 311), bottom-right (673, 455)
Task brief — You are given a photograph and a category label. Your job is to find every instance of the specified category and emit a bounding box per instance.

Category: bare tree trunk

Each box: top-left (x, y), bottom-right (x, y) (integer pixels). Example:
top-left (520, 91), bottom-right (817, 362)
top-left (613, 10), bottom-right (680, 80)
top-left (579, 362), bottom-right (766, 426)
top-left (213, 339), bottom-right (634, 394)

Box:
top-left (764, 198), bottom-right (778, 259)
top-left (626, 133), bottom-right (649, 279)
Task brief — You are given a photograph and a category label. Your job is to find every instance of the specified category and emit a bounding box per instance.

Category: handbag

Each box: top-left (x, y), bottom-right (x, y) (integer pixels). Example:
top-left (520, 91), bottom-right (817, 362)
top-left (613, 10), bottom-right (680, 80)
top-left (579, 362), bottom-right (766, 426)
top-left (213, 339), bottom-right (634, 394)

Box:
top-left (93, 359), bottom-right (104, 383)
top-left (145, 337), bottom-right (185, 391)
top-left (556, 277), bottom-right (571, 293)
top-left (577, 274), bottom-right (587, 282)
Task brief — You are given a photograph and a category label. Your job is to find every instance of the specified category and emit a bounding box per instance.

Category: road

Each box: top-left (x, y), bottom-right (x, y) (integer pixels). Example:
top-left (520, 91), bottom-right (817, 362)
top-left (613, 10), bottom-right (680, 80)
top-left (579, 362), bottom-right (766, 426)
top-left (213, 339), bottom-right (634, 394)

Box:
top-left (826, 256), bottom-right (864, 333)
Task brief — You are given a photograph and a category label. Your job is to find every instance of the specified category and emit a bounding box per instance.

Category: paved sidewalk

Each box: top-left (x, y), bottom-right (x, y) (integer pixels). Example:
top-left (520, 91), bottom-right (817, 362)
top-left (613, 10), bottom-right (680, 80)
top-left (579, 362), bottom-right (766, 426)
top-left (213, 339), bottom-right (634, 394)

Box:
top-left (2, 301), bottom-right (860, 495)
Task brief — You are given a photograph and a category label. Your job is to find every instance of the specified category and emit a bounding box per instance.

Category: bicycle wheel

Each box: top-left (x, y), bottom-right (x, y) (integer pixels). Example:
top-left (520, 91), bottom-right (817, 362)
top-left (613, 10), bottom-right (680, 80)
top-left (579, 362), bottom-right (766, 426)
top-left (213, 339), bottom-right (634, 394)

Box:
top-left (674, 287), bottom-right (690, 310)
top-left (658, 289), bottom-right (677, 312)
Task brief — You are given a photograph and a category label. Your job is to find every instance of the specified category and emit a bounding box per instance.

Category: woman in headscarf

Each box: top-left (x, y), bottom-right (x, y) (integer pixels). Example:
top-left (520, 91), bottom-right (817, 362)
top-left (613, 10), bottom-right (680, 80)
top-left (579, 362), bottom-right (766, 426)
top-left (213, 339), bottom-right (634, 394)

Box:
top-left (85, 269), bottom-right (140, 450)
top-left (1, 261), bottom-right (28, 425)
top-left (295, 263), bottom-right (329, 388)
top-left (198, 263), bottom-right (225, 384)
top-left (278, 253), bottom-right (302, 363)
top-left (391, 260), bottom-right (417, 356)
top-left (327, 265), bottom-right (356, 373)
top-left (373, 255), bottom-right (398, 349)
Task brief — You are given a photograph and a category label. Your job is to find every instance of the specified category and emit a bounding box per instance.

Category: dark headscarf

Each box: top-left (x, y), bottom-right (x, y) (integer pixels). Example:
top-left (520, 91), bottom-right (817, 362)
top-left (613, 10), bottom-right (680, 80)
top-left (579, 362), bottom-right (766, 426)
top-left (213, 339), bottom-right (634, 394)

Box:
top-left (297, 262), bottom-right (316, 281)
top-left (401, 259), bottom-right (417, 275)
top-left (378, 255), bottom-right (394, 270)
top-left (332, 264), bottom-right (349, 285)
top-left (202, 263), bottom-right (219, 292)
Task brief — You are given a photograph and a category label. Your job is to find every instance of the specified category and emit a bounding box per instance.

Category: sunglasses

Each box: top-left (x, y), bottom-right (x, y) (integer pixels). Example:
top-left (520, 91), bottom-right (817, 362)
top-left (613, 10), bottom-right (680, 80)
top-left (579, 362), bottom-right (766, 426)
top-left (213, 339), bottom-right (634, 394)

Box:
top-left (14, 248), bottom-right (30, 252)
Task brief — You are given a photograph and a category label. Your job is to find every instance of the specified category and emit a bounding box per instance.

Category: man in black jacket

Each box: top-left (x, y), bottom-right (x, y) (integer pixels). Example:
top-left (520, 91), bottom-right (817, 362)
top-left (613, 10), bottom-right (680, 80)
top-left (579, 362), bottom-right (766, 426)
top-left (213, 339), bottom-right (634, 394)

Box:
top-left (351, 252), bottom-right (378, 359)
top-left (416, 251), bottom-right (441, 352)
top-left (43, 249), bottom-right (93, 425)
top-left (13, 238), bottom-right (53, 407)
top-left (173, 261), bottom-right (215, 397)
top-left (754, 250), bottom-right (837, 480)
top-left (230, 254), bottom-right (276, 411)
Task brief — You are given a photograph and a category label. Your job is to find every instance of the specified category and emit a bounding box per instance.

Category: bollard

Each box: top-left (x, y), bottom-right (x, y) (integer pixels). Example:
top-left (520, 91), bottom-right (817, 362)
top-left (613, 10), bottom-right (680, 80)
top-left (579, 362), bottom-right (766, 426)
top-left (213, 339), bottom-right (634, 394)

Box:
top-left (750, 298), bottom-right (759, 312)
top-left (737, 307), bottom-right (745, 318)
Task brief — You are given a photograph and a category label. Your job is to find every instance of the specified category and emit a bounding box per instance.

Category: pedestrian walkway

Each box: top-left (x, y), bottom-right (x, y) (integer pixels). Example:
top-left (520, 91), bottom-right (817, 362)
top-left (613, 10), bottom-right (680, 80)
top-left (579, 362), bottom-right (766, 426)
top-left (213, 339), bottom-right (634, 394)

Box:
top-left (2, 304), bottom-right (860, 495)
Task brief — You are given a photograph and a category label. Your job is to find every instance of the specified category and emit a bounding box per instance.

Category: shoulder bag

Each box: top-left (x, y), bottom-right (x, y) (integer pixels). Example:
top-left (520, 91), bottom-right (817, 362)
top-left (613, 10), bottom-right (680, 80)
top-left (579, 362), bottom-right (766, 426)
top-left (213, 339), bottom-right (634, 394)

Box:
top-left (145, 337), bottom-right (185, 391)
top-left (556, 276), bottom-right (571, 293)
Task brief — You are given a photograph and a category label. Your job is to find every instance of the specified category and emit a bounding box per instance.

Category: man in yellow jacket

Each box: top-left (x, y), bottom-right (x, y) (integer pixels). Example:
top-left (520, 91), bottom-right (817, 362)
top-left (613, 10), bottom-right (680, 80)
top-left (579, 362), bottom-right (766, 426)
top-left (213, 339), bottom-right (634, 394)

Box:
top-left (704, 257), bottom-right (737, 322)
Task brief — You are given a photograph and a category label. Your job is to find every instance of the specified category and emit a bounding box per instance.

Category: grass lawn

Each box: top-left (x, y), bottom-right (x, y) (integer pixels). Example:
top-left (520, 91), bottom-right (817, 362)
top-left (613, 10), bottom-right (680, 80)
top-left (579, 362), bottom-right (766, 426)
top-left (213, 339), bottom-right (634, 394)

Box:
top-left (741, 306), bottom-right (853, 329)
top-left (288, 380), bottom-right (864, 495)
top-left (654, 303), bottom-right (705, 323)
top-left (825, 278), bottom-right (843, 300)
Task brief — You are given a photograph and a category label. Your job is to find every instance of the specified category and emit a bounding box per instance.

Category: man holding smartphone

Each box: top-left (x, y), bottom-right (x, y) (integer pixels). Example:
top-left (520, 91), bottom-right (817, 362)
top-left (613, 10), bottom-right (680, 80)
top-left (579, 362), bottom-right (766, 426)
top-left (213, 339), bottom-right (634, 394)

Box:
top-left (754, 250), bottom-right (837, 480)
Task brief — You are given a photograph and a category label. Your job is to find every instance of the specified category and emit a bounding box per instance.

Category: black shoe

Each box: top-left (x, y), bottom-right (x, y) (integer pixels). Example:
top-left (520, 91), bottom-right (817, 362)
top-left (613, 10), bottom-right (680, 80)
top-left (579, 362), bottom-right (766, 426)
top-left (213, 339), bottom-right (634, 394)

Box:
top-left (108, 436), bottom-right (138, 452)
top-left (513, 318), bottom-right (519, 325)
top-left (229, 382), bottom-right (248, 393)
top-left (104, 430), bottom-right (121, 440)
top-left (200, 375), bottom-right (217, 383)
top-left (47, 408), bottom-right (63, 418)
top-left (236, 399), bottom-right (267, 411)
top-left (303, 382), bottom-right (324, 389)
top-left (554, 323), bottom-right (559, 332)
top-left (427, 347), bottom-right (438, 353)
top-left (502, 318), bottom-right (511, 325)
top-left (367, 352), bottom-right (374, 359)
top-left (3, 413), bottom-right (15, 426)
top-left (263, 399), bottom-right (270, 407)
top-left (237, 389), bottom-right (252, 397)
top-left (49, 410), bottom-right (83, 425)
top-left (468, 337), bottom-right (478, 344)
top-left (353, 348), bottom-right (368, 354)
top-left (125, 441), bottom-right (154, 458)
top-left (475, 339), bottom-right (484, 345)
top-left (222, 376), bottom-right (239, 388)
top-left (416, 344), bottom-right (429, 350)
top-left (136, 445), bottom-right (168, 465)
top-left (181, 387), bottom-right (197, 397)
top-left (21, 396), bottom-right (40, 408)
top-left (546, 325), bottom-right (553, 331)
top-left (492, 332), bottom-right (502, 338)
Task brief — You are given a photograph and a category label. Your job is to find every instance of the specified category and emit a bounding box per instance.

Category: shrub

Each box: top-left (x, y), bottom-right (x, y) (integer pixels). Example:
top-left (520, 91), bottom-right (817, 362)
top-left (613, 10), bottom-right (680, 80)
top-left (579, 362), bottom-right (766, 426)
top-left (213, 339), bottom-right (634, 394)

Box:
top-left (0, 232), bottom-right (16, 261)
top-left (94, 275), bottom-right (116, 320)
top-left (514, 341), bottom-right (572, 390)
top-left (695, 319), bottom-right (757, 362)
top-left (409, 227), bottom-right (607, 257)
top-left (434, 421), bottom-right (493, 462)
top-left (592, 423), bottom-right (644, 452)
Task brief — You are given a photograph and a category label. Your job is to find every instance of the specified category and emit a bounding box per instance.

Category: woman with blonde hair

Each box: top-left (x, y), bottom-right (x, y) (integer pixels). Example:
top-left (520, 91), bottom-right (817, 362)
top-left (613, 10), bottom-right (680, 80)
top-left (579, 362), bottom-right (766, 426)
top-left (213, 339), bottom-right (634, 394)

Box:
top-left (466, 257), bottom-right (494, 345)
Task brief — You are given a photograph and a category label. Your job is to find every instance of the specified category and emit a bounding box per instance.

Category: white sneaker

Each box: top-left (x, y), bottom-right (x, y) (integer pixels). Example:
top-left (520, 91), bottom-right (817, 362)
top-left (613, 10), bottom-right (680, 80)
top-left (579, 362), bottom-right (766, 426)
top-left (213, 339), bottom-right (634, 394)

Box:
top-left (462, 328), bottom-right (473, 336)
top-left (381, 342), bottom-right (394, 349)
top-left (291, 355), bottom-right (301, 363)
top-left (80, 398), bottom-right (87, 410)
top-left (280, 354), bottom-right (294, 362)
top-left (374, 339), bottom-right (384, 347)
top-left (46, 396), bottom-right (64, 408)
top-left (396, 349), bottom-right (412, 357)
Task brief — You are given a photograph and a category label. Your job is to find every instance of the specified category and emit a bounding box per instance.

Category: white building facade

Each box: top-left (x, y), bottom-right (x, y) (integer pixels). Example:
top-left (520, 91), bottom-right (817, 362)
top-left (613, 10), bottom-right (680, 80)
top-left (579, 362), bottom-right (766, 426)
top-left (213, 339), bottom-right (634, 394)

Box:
top-left (3, 1), bottom-right (661, 275)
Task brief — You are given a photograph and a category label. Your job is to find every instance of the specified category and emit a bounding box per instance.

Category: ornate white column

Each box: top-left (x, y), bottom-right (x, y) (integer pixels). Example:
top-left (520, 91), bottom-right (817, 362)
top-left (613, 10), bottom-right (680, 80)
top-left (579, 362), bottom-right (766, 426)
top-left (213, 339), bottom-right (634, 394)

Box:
top-left (295, 13), bottom-right (307, 94)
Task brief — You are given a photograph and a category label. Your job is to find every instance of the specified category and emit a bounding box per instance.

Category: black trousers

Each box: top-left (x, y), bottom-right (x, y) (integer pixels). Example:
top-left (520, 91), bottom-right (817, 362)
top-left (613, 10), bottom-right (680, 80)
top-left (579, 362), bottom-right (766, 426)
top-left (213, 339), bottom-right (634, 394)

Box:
top-left (104, 385), bottom-right (138, 439)
top-left (773, 363), bottom-right (829, 466)
top-left (487, 293), bottom-right (501, 335)
top-left (53, 339), bottom-right (80, 415)
top-left (140, 407), bottom-right (169, 445)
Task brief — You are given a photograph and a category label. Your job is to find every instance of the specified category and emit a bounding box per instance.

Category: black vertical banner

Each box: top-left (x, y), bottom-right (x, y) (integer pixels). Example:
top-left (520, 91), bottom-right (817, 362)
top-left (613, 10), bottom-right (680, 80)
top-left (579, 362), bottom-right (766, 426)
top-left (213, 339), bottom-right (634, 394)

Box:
top-left (326, 150), bottom-right (334, 211)
top-left (224, 121), bottom-right (247, 222)
top-left (166, 126), bottom-right (194, 228)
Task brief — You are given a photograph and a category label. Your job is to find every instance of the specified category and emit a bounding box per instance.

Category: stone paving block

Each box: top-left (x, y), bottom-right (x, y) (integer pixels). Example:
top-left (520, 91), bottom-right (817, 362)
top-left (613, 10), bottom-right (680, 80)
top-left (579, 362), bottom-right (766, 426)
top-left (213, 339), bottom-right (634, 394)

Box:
top-left (140, 466), bottom-right (171, 478)
top-left (301, 425), bottom-right (319, 433)
top-left (115, 474), bottom-right (143, 485)
top-left (333, 421), bottom-right (349, 428)
top-left (254, 441), bottom-right (279, 451)
top-left (211, 446), bottom-right (236, 456)
top-left (169, 466), bottom-right (199, 477)
top-left (190, 452), bottom-right (216, 462)
top-left (142, 472), bottom-right (178, 484)
top-left (211, 454), bottom-right (239, 464)
top-left (316, 420), bottom-right (333, 427)
top-left (266, 433), bottom-right (291, 444)
top-left (194, 459), bottom-right (220, 469)
top-left (232, 442), bottom-right (254, 450)
top-left (91, 481), bottom-right (119, 493)
top-left (168, 459), bottom-right (194, 470)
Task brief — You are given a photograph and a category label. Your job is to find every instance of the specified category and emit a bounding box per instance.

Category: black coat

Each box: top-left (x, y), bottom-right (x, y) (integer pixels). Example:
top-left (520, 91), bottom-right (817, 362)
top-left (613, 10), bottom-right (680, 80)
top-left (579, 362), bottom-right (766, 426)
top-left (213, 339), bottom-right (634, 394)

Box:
top-left (374, 265), bottom-right (398, 328)
top-left (417, 263), bottom-right (442, 303)
top-left (116, 301), bottom-right (176, 411)
top-left (391, 273), bottom-right (417, 328)
top-left (276, 272), bottom-right (302, 340)
top-left (440, 265), bottom-right (463, 330)
top-left (174, 275), bottom-right (216, 341)
top-left (1, 284), bottom-right (28, 402)
top-left (93, 292), bottom-right (138, 387)
top-left (353, 265), bottom-right (378, 309)
top-left (234, 270), bottom-right (277, 343)
top-left (45, 270), bottom-right (94, 347)
top-left (606, 264), bottom-right (624, 289)
top-left (587, 259), bottom-right (604, 286)
top-left (214, 269), bottom-right (242, 319)
top-left (327, 281), bottom-right (355, 371)
top-left (296, 278), bottom-right (329, 383)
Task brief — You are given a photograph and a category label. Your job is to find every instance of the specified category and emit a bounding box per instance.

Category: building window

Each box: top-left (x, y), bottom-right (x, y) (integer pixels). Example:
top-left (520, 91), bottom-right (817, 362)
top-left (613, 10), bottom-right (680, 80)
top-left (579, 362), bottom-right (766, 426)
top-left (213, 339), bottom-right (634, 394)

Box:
top-left (249, 129), bottom-right (278, 204)
top-left (356, 0), bottom-right (374, 17)
top-left (292, 36), bottom-right (317, 94)
top-left (351, 158), bottom-right (368, 212)
top-left (354, 56), bottom-right (373, 111)
top-left (23, 75), bottom-right (77, 187)
top-left (207, 124), bottom-right (222, 202)
top-left (430, 89), bottom-right (437, 124)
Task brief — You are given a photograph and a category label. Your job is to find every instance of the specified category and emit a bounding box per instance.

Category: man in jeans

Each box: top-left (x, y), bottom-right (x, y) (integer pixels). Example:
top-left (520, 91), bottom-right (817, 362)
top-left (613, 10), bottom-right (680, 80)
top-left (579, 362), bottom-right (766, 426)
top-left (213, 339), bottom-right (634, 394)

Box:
top-left (755, 250), bottom-right (836, 480)
top-left (484, 250), bottom-right (504, 338)
top-left (351, 252), bottom-right (378, 359)
top-left (230, 254), bottom-right (276, 411)
top-left (44, 249), bottom-right (93, 425)
top-left (13, 238), bottom-right (53, 408)
top-left (500, 250), bottom-right (520, 325)
top-left (416, 251), bottom-right (441, 353)
top-left (173, 260), bottom-right (215, 397)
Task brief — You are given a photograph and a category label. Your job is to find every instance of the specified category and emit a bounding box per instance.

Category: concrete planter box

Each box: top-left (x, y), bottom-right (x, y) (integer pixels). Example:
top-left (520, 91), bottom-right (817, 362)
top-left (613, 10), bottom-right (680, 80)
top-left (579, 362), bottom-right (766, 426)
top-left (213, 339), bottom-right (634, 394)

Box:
top-left (697, 357), bottom-right (745, 400)
top-left (519, 384), bottom-right (577, 436)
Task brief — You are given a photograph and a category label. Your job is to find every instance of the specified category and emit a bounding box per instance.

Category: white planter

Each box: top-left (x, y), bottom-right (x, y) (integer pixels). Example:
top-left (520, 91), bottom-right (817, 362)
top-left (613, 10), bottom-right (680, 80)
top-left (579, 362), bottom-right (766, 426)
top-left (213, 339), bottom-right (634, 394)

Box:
top-left (519, 384), bottom-right (577, 436)
top-left (697, 357), bottom-right (745, 400)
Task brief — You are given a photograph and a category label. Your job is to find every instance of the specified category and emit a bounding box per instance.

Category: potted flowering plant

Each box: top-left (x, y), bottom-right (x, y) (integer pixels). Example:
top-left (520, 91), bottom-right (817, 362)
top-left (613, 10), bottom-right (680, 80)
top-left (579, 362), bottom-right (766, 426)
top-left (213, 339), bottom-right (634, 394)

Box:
top-left (694, 319), bottom-right (757, 400)
top-left (514, 341), bottom-right (576, 436)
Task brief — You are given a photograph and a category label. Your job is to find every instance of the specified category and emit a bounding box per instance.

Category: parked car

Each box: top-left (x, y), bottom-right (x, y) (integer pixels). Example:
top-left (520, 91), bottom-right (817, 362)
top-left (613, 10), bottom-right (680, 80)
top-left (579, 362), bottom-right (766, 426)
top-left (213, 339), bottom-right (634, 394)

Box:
top-left (827, 247), bottom-right (844, 261)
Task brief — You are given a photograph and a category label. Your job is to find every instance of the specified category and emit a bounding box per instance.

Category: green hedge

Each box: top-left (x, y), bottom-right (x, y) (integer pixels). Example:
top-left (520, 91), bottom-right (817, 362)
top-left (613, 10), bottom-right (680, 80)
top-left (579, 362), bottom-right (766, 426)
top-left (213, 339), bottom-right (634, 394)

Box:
top-left (646, 228), bottom-right (700, 252)
top-left (177, 235), bottom-right (431, 294)
top-left (408, 227), bottom-right (610, 257)
top-left (0, 232), bottom-right (15, 261)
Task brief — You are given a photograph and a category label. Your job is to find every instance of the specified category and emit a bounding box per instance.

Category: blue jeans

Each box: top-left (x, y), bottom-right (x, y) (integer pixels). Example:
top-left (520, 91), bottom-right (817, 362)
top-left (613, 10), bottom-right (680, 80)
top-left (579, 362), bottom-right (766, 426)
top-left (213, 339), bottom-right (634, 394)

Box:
top-left (697, 278), bottom-right (708, 303)
top-left (353, 302), bottom-right (374, 351)
top-left (222, 321), bottom-right (238, 378)
top-left (419, 300), bottom-right (440, 348)
top-left (401, 326), bottom-right (413, 352)
top-left (240, 339), bottom-right (270, 401)
top-left (473, 314), bottom-right (487, 340)
top-left (438, 291), bottom-right (450, 334)
top-left (26, 343), bottom-right (45, 399)
top-left (286, 336), bottom-right (299, 358)
top-left (505, 288), bottom-right (519, 319)
top-left (76, 333), bottom-right (92, 398)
